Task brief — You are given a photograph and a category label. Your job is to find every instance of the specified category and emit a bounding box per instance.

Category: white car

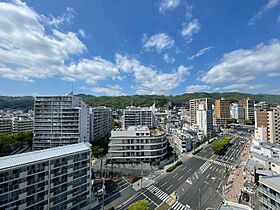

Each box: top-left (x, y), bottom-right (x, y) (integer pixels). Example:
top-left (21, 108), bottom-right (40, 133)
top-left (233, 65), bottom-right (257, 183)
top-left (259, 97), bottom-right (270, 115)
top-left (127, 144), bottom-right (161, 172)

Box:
top-left (244, 187), bottom-right (255, 194)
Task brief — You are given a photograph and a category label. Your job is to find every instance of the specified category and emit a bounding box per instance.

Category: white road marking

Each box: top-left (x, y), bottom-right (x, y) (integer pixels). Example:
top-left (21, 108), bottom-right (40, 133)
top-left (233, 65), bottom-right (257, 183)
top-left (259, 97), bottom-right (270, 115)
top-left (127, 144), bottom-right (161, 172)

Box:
top-left (166, 184), bottom-right (173, 191)
top-left (178, 175), bottom-right (184, 180)
top-left (160, 181), bottom-right (168, 187)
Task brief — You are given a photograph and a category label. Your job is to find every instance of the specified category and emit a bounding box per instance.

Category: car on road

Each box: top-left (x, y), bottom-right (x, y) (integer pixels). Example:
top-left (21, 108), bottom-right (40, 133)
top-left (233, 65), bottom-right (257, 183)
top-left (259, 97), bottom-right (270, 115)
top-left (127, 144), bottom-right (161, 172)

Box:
top-left (242, 192), bottom-right (250, 202)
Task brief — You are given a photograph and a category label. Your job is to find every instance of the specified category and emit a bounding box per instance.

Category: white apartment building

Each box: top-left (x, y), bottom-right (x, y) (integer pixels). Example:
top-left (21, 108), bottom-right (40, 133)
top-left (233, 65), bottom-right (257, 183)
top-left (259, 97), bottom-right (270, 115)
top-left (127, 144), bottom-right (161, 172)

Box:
top-left (190, 98), bottom-right (213, 138)
top-left (255, 127), bottom-right (268, 142)
top-left (258, 175), bottom-right (280, 210)
top-left (0, 118), bottom-right (13, 134)
top-left (122, 104), bottom-right (156, 129)
top-left (33, 95), bottom-right (90, 150)
top-left (108, 126), bottom-right (167, 162)
top-left (196, 103), bottom-right (208, 137)
top-left (12, 117), bottom-right (33, 133)
top-left (173, 129), bottom-right (193, 153)
top-left (230, 103), bottom-right (245, 124)
top-left (90, 107), bottom-right (112, 142)
top-left (0, 143), bottom-right (92, 210)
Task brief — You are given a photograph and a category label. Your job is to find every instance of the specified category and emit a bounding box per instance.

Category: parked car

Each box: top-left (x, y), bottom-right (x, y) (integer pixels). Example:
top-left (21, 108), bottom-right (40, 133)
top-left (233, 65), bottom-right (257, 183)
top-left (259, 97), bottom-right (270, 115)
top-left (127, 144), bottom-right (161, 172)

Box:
top-left (244, 187), bottom-right (255, 194)
top-left (242, 192), bottom-right (250, 202)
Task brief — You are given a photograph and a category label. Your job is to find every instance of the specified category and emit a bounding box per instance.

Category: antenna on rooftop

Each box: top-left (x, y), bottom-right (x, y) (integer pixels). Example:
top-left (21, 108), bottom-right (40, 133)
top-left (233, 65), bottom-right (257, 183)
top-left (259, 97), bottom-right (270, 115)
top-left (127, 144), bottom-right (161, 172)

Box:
top-left (69, 82), bottom-right (74, 96)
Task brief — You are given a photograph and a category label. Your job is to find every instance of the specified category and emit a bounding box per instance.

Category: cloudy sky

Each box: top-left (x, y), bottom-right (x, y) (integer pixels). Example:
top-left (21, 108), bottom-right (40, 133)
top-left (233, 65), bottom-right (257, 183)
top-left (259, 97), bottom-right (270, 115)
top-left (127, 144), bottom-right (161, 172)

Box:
top-left (0, 0), bottom-right (279, 96)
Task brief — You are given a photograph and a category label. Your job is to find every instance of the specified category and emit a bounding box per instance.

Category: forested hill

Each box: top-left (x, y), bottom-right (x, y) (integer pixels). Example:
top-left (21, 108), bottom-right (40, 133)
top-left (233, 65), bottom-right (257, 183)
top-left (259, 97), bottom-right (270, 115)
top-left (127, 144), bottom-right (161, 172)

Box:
top-left (0, 92), bottom-right (280, 110)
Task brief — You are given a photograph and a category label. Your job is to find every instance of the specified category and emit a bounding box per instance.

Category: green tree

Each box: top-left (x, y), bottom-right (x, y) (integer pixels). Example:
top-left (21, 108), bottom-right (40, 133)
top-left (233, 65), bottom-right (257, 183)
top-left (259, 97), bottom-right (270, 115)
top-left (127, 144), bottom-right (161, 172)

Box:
top-left (128, 199), bottom-right (150, 210)
top-left (92, 146), bottom-right (104, 158)
top-left (227, 118), bottom-right (237, 124)
top-left (244, 119), bottom-right (253, 125)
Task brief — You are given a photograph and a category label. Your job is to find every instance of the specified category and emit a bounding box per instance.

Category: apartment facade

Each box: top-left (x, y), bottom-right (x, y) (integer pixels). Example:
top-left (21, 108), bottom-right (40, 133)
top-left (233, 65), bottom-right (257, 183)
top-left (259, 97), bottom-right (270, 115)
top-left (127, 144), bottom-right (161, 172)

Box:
top-left (254, 107), bottom-right (280, 143)
top-left (90, 107), bottom-right (112, 142)
top-left (108, 126), bottom-right (167, 162)
top-left (258, 175), bottom-right (280, 210)
top-left (13, 117), bottom-right (33, 133)
top-left (239, 98), bottom-right (255, 122)
top-left (122, 105), bottom-right (156, 129)
top-left (215, 98), bottom-right (230, 127)
top-left (190, 98), bottom-right (213, 138)
top-left (0, 118), bottom-right (13, 134)
top-left (230, 103), bottom-right (245, 124)
top-left (33, 96), bottom-right (90, 150)
top-left (0, 143), bottom-right (92, 210)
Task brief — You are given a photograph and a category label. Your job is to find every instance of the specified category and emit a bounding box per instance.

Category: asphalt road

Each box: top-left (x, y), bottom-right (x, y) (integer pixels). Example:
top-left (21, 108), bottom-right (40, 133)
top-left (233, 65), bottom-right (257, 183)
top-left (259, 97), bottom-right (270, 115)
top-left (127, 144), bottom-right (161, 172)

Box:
top-left (116, 129), bottom-right (250, 210)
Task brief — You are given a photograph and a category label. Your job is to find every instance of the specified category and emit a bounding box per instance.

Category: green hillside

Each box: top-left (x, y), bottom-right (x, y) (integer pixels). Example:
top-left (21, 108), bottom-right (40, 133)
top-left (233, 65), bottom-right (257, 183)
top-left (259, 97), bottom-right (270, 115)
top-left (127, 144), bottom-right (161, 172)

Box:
top-left (0, 92), bottom-right (279, 110)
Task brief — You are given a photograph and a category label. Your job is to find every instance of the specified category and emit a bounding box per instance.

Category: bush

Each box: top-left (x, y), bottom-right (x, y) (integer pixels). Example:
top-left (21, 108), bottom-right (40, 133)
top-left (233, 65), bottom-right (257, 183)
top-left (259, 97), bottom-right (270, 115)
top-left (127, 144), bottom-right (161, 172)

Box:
top-left (128, 199), bottom-right (150, 210)
top-left (192, 147), bottom-right (203, 155)
top-left (108, 207), bottom-right (115, 210)
top-left (166, 161), bottom-right (183, 172)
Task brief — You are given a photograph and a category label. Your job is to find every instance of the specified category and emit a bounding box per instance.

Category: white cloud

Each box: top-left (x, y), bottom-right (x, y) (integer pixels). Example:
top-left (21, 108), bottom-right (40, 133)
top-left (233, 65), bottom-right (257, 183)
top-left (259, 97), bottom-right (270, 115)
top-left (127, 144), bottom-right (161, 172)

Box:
top-left (116, 54), bottom-right (190, 95)
top-left (0, 0), bottom-right (87, 82)
top-left (201, 39), bottom-right (280, 84)
top-left (78, 29), bottom-right (87, 38)
top-left (180, 19), bottom-right (200, 41)
top-left (163, 53), bottom-right (175, 64)
top-left (79, 85), bottom-right (125, 96)
top-left (188, 47), bottom-right (213, 60)
top-left (159, 0), bottom-right (181, 13)
top-left (142, 33), bottom-right (174, 51)
top-left (277, 15), bottom-right (280, 23)
top-left (184, 5), bottom-right (193, 20)
top-left (62, 57), bottom-right (120, 83)
top-left (249, 0), bottom-right (280, 25)
top-left (41, 7), bottom-right (75, 28)
top-left (186, 85), bottom-right (210, 92)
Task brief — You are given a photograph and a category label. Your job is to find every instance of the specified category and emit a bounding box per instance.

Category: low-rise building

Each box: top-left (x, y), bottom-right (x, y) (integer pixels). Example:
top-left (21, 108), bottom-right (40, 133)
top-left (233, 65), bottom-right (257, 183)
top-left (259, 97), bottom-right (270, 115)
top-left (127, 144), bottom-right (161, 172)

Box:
top-left (108, 126), bottom-right (167, 162)
top-left (12, 117), bottom-right (33, 133)
top-left (0, 142), bottom-right (92, 210)
top-left (0, 118), bottom-right (13, 134)
top-left (173, 129), bottom-right (193, 153)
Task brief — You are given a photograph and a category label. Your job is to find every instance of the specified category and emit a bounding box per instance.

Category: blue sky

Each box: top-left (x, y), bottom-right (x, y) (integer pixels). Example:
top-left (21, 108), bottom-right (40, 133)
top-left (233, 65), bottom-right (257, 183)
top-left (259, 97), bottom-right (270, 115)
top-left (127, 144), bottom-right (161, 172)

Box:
top-left (0, 0), bottom-right (279, 96)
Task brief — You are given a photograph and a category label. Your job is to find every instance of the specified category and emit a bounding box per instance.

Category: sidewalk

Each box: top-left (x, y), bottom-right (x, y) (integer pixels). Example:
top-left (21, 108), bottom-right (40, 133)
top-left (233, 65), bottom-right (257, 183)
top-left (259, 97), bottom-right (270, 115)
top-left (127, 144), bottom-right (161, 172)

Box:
top-left (224, 138), bottom-right (251, 202)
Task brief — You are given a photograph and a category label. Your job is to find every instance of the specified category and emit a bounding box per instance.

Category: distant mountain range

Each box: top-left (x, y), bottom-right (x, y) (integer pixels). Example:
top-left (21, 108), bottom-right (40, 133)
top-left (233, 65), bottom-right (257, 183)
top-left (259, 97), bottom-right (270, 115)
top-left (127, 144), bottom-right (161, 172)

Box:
top-left (1, 92), bottom-right (280, 110)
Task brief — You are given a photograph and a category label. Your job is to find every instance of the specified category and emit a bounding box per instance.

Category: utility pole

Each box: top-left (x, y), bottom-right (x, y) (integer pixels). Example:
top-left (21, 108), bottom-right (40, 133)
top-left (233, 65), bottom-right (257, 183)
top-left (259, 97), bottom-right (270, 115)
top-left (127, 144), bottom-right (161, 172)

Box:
top-left (198, 188), bottom-right (201, 210)
top-left (101, 178), bottom-right (105, 210)
top-left (140, 161), bottom-right (143, 191)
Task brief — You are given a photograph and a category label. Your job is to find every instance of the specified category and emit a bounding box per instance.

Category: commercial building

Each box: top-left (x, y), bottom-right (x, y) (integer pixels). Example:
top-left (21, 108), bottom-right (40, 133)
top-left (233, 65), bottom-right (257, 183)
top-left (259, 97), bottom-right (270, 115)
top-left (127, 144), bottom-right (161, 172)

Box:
top-left (0, 118), bottom-right (13, 134)
top-left (33, 95), bottom-right (90, 150)
top-left (12, 117), bottom-right (33, 133)
top-left (215, 98), bottom-right (230, 127)
top-left (239, 98), bottom-right (255, 122)
top-left (90, 107), bottom-right (112, 142)
top-left (108, 126), bottom-right (167, 162)
top-left (254, 107), bottom-right (280, 143)
top-left (0, 142), bottom-right (92, 210)
top-left (173, 129), bottom-right (194, 153)
top-left (190, 98), bottom-right (213, 138)
top-left (258, 175), bottom-right (280, 210)
top-left (230, 103), bottom-right (245, 124)
top-left (122, 104), bottom-right (156, 129)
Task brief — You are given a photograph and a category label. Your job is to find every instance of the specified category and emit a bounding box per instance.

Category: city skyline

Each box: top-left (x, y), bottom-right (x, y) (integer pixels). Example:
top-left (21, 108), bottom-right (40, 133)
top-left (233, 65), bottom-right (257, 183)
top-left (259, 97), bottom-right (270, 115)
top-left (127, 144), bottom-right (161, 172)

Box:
top-left (0, 0), bottom-right (279, 96)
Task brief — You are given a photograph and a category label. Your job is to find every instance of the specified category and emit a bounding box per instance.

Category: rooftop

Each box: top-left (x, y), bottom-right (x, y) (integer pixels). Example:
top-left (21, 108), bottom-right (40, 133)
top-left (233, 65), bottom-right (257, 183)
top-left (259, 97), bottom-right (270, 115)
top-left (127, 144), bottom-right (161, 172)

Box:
top-left (260, 175), bottom-right (280, 189)
top-left (0, 142), bottom-right (91, 170)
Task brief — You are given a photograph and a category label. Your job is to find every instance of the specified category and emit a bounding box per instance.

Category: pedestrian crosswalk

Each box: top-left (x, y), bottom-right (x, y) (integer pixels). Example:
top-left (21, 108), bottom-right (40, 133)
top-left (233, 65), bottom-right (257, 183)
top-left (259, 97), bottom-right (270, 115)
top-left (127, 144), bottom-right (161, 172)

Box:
top-left (193, 155), bottom-right (235, 170)
top-left (199, 161), bottom-right (211, 173)
top-left (147, 185), bottom-right (169, 201)
top-left (170, 201), bottom-right (190, 210)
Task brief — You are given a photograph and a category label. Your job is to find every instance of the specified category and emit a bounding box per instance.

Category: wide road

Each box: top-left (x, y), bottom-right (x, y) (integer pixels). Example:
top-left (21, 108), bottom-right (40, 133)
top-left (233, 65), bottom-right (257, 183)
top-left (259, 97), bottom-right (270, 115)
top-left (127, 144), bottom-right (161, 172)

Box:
top-left (117, 130), bottom-right (250, 210)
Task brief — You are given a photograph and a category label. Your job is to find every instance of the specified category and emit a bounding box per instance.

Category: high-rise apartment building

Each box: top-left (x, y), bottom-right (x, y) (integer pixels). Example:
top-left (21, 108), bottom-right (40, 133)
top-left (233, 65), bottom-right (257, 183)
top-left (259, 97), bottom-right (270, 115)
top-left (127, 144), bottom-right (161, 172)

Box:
top-left (254, 107), bottom-right (280, 143)
top-left (33, 95), bottom-right (90, 150)
top-left (215, 98), bottom-right (230, 127)
top-left (122, 104), bottom-right (156, 129)
top-left (0, 143), bottom-right (92, 210)
top-left (239, 98), bottom-right (255, 122)
top-left (108, 126), bottom-right (167, 162)
top-left (90, 107), bottom-right (112, 142)
top-left (230, 103), bottom-right (245, 124)
top-left (190, 98), bottom-right (213, 137)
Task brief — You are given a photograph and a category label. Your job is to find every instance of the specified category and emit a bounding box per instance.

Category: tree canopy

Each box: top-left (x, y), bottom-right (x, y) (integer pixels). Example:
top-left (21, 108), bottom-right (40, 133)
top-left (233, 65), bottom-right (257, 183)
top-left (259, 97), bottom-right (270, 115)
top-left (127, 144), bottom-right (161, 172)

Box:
top-left (128, 199), bottom-right (150, 210)
top-left (211, 136), bottom-right (231, 154)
